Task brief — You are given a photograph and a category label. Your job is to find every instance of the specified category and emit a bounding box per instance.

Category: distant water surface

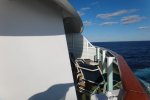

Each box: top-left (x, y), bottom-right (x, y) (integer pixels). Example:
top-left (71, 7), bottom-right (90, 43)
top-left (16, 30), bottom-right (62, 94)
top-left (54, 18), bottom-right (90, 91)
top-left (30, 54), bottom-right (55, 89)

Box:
top-left (92, 41), bottom-right (150, 92)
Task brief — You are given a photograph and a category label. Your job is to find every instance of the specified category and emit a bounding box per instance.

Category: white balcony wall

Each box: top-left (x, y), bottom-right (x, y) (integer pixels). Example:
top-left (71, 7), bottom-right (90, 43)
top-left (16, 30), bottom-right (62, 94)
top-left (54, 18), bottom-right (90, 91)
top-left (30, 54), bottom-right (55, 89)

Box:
top-left (0, 0), bottom-right (76, 100)
top-left (66, 33), bottom-right (96, 61)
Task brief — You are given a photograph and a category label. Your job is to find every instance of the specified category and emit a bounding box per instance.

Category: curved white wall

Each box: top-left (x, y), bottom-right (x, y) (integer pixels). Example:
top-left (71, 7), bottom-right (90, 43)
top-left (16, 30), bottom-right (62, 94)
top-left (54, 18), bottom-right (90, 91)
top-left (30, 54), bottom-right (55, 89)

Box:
top-left (66, 33), bottom-right (96, 61)
top-left (0, 0), bottom-right (76, 100)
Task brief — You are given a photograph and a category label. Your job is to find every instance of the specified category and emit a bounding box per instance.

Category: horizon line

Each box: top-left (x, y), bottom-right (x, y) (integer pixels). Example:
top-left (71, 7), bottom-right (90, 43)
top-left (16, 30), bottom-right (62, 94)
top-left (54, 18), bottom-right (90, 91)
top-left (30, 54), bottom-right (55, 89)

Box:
top-left (91, 40), bottom-right (150, 43)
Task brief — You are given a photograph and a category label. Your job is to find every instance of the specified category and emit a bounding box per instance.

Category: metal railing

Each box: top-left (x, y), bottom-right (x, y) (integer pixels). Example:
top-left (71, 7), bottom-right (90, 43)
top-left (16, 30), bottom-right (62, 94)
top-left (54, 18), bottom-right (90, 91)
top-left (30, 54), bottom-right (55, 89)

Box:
top-left (95, 46), bottom-right (149, 99)
top-left (77, 46), bottom-right (121, 92)
top-left (73, 44), bottom-right (149, 99)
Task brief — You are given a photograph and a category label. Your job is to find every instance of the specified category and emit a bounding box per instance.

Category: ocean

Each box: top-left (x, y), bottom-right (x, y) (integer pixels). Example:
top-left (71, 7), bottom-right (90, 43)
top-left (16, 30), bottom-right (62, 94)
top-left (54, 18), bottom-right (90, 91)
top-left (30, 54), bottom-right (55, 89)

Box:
top-left (92, 41), bottom-right (150, 92)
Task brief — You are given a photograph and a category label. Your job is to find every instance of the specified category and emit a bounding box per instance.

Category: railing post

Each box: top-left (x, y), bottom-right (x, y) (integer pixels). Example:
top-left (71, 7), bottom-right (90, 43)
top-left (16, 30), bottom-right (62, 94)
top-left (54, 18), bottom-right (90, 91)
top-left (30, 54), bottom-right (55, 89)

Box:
top-left (96, 48), bottom-right (100, 62)
top-left (102, 50), bottom-right (107, 73)
top-left (107, 57), bottom-right (115, 91)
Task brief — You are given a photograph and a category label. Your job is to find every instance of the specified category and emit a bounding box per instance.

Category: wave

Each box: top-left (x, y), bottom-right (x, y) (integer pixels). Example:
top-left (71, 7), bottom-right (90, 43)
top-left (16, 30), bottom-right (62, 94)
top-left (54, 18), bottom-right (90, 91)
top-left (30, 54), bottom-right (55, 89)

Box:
top-left (134, 67), bottom-right (150, 83)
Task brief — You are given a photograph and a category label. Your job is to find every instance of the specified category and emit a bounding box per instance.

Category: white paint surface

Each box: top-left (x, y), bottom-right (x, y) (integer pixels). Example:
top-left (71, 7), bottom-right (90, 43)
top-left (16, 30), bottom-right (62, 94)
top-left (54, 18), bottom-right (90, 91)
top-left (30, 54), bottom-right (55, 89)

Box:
top-left (0, 36), bottom-right (76, 100)
top-left (0, 0), bottom-right (76, 100)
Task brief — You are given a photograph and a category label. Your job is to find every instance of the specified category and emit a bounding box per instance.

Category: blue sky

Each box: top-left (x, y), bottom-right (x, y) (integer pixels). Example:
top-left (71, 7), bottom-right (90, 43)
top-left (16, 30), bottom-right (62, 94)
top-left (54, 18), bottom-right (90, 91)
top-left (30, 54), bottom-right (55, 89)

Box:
top-left (69, 0), bottom-right (150, 42)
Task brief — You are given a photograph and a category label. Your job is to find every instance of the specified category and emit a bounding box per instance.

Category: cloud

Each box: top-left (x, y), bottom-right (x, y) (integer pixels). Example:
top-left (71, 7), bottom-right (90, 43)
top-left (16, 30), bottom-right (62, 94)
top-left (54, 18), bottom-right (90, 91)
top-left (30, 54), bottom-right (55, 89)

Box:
top-left (77, 7), bottom-right (91, 16)
top-left (83, 20), bottom-right (92, 26)
top-left (91, 1), bottom-right (99, 5)
top-left (100, 22), bottom-right (118, 26)
top-left (128, 9), bottom-right (139, 13)
top-left (81, 7), bottom-right (91, 11)
top-left (96, 10), bottom-right (128, 19)
top-left (121, 15), bottom-right (145, 24)
top-left (138, 26), bottom-right (150, 30)
top-left (96, 9), bottom-right (139, 19)
top-left (77, 11), bottom-right (85, 16)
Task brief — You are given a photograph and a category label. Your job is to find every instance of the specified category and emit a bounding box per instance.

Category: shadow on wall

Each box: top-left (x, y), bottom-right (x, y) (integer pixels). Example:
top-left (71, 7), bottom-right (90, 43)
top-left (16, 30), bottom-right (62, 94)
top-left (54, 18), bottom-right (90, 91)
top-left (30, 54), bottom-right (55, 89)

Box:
top-left (0, 0), bottom-right (64, 36)
top-left (29, 83), bottom-right (74, 100)
top-left (66, 33), bottom-right (84, 59)
top-left (73, 34), bottom-right (84, 58)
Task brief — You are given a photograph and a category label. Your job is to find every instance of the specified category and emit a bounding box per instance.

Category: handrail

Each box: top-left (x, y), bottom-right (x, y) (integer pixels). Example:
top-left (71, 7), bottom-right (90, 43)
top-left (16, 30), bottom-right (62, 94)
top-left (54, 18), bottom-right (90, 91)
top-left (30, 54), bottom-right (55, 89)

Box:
top-left (78, 67), bottom-right (99, 72)
top-left (96, 46), bottom-right (150, 99)
top-left (73, 44), bottom-right (149, 99)
top-left (117, 55), bottom-right (150, 100)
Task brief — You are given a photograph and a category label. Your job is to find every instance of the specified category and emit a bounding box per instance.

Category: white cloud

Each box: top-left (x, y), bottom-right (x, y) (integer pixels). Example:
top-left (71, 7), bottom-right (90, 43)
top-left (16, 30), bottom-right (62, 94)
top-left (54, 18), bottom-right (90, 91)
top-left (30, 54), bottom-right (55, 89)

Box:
top-left (128, 9), bottom-right (139, 13)
top-left (91, 1), bottom-right (99, 5)
top-left (83, 20), bottom-right (92, 26)
top-left (96, 10), bottom-right (128, 19)
top-left (138, 26), bottom-right (150, 30)
top-left (77, 11), bottom-right (85, 16)
top-left (121, 15), bottom-right (145, 24)
top-left (77, 7), bottom-right (90, 16)
top-left (81, 7), bottom-right (91, 11)
top-left (100, 22), bottom-right (118, 26)
top-left (96, 9), bottom-right (139, 19)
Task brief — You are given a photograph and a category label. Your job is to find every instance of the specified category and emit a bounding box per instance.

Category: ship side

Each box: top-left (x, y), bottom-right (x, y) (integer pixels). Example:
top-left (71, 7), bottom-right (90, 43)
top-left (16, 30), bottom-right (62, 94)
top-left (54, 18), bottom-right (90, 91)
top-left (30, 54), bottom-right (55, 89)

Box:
top-left (0, 0), bottom-right (149, 100)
